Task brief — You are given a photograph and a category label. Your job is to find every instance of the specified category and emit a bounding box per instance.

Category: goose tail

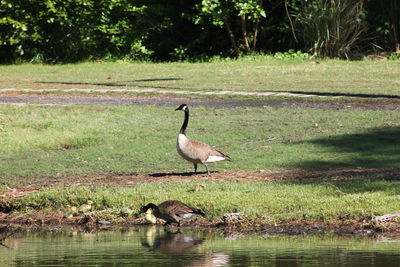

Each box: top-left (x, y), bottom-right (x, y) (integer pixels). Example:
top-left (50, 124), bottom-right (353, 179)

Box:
top-left (217, 150), bottom-right (231, 161)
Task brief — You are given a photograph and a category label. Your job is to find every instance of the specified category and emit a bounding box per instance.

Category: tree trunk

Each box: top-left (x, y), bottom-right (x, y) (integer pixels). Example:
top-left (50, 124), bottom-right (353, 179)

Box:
top-left (390, 0), bottom-right (400, 53)
top-left (224, 19), bottom-right (240, 57)
top-left (253, 18), bottom-right (260, 50)
top-left (240, 15), bottom-right (251, 53)
top-left (285, 0), bottom-right (298, 43)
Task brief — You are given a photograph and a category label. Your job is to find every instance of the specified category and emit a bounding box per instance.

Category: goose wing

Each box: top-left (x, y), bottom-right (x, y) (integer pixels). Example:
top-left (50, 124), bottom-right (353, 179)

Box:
top-left (210, 149), bottom-right (231, 161)
top-left (189, 140), bottom-right (230, 162)
top-left (159, 200), bottom-right (205, 217)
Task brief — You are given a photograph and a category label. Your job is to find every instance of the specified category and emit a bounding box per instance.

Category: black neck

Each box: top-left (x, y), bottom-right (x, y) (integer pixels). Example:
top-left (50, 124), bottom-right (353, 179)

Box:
top-left (179, 108), bottom-right (189, 134)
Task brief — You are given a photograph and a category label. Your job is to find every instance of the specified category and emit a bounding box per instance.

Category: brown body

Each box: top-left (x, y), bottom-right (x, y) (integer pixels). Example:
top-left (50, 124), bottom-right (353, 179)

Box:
top-left (177, 134), bottom-right (229, 164)
top-left (140, 200), bottom-right (206, 226)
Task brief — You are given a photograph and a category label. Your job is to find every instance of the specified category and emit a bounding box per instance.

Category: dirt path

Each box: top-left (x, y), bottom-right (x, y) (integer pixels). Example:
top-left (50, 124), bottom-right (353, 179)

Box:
top-left (1, 93), bottom-right (400, 111)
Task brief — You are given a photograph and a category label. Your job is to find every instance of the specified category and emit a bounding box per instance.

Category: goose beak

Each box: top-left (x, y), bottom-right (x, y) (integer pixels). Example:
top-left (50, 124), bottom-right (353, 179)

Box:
top-left (175, 107), bottom-right (180, 111)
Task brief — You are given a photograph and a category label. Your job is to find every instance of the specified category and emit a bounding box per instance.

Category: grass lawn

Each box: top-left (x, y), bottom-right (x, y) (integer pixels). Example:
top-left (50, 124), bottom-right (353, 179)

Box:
top-left (1, 104), bottom-right (399, 187)
top-left (0, 58), bottom-right (399, 226)
top-left (0, 58), bottom-right (399, 97)
top-left (4, 180), bottom-right (400, 224)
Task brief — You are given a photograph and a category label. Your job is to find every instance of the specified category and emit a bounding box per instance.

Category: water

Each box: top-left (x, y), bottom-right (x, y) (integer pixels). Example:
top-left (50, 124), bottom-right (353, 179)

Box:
top-left (1, 227), bottom-right (400, 266)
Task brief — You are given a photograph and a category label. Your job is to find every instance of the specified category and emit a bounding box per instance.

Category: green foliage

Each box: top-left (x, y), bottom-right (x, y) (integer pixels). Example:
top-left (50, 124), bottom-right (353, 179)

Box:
top-left (288, 0), bottom-right (367, 58)
top-left (170, 45), bottom-right (189, 61)
top-left (194, 0), bottom-right (266, 55)
top-left (273, 49), bottom-right (310, 60)
top-left (195, 0), bottom-right (265, 27)
top-left (388, 52), bottom-right (400, 60)
top-left (0, 0), bottom-right (399, 61)
top-left (0, 0), bottom-right (169, 62)
top-left (194, 0), bottom-right (226, 27)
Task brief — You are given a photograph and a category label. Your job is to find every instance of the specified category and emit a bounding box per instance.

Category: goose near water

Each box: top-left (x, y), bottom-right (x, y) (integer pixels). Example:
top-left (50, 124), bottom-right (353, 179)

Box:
top-left (139, 200), bottom-right (206, 226)
top-left (175, 104), bottom-right (230, 175)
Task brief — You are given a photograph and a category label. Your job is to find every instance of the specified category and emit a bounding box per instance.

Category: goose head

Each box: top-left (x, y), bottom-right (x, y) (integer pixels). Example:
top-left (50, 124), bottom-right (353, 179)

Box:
top-left (139, 203), bottom-right (157, 214)
top-left (175, 104), bottom-right (188, 111)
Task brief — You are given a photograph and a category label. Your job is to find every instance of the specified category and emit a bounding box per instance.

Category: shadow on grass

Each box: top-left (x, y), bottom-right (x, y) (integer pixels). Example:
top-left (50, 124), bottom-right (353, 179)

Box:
top-left (36, 78), bottom-right (184, 89)
top-left (286, 177), bottom-right (400, 196)
top-left (150, 171), bottom-right (211, 177)
top-left (277, 90), bottom-right (400, 99)
top-left (298, 126), bottom-right (400, 169)
top-left (287, 126), bottom-right (400, 194)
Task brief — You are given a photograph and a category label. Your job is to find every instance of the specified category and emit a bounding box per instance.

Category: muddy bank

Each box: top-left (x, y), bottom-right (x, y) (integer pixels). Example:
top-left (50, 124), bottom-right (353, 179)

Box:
top-left (1, 212), bottom-right (399, 236)
top-left (1, 93), bottom-right (400, 111)
top-left (1, 168), bottom-right (399, 235)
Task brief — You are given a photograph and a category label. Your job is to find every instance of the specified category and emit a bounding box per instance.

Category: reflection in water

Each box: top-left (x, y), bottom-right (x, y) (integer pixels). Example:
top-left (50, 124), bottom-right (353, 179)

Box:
top-left (188, 253), bottom-right (230, 267)
top-left (142, 227), bottom-right (203, 254)
top-left (0, 227), bottom-right (400, 266)
top-left (141, 227), bottom-right (229, 266)
top-left (0, 227), bottom-right (16, 249)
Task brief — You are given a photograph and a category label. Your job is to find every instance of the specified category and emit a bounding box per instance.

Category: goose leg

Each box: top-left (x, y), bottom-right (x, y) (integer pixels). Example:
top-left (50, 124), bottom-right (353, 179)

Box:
top-left (204, 164), bottom-right (211, 176)
top-left (193, 163), bottom-right (197, 173)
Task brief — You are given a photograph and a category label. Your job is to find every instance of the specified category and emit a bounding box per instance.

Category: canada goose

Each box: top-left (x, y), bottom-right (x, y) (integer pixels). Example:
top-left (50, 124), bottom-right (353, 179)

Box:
top-left (142, 228), bottom-right (203, 254)
top-left (139, 200), bottom-right (206, 226)
top-left (175, 104), bottom-right (230, 175)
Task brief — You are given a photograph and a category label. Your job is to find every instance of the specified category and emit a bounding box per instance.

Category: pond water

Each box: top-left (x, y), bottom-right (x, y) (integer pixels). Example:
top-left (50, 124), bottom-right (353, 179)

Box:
top-left (1, 227), bottom-right (400, 267)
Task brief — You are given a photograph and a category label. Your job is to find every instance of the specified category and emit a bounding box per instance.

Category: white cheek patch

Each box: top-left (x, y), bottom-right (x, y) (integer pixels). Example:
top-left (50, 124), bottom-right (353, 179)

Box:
top-left (206, 155), bottom-right (226, 163)
top-left (182, 106), bottom-right (187, 111)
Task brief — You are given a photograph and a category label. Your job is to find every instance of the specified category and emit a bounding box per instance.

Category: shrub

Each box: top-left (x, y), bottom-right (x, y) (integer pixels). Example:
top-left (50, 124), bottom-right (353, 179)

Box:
top-left (289, 0), bottom-right (367, 58)
top-left (0, 0), bottom-right (169, 63)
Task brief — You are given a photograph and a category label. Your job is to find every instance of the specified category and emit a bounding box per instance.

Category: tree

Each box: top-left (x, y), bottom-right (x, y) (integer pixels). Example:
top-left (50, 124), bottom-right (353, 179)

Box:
top-left (194, 0), bottom-right (266, 56)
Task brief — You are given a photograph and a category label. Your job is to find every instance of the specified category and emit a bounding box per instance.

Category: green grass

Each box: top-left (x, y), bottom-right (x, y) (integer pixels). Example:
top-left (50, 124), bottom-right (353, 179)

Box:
top-left (0, 58), bottom-right (399, 97)
top-left (1, 58), bottom-right (399, 226)
top-left (1, 104), bottom-right (400, 187)
top-left (4, 179), bottom-right (400, 223)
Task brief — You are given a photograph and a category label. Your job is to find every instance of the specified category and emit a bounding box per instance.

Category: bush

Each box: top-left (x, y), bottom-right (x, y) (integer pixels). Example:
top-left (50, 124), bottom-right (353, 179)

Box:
top-left (273, 49), bottom-right (310, 60)
top-left (289, 0), bottom-right (367, 58)
top-left (0, 0), bottom-right (170, 63)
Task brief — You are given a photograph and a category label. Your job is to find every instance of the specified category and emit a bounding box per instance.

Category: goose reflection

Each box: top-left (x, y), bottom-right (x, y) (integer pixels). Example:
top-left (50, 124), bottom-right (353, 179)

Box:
top-left (142, 227), bottom-right (203, 254)
top-left (187, 253), bottom-right (230, 267)
top-left (141, 227), bottom-right (229, 266)
top-left (0, 228), bottom-right (16, 249)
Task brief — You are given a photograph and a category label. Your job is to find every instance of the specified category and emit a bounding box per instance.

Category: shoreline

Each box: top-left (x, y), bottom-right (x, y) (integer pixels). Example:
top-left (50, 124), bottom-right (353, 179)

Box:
top-left (1, 212), bottom-right (399, 236)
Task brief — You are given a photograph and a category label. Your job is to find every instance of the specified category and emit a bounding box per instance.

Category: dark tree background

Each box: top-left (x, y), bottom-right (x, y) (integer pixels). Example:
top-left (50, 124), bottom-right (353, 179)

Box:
top-left (0, 0), bottom-right (398, 63)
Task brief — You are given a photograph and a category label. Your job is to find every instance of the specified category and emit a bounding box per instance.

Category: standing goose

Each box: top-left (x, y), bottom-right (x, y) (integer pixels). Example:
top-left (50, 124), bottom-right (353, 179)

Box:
top-left (175, 104), bottom-right (230, 175)
top-left (139, 200), bottom-right (206, 226)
